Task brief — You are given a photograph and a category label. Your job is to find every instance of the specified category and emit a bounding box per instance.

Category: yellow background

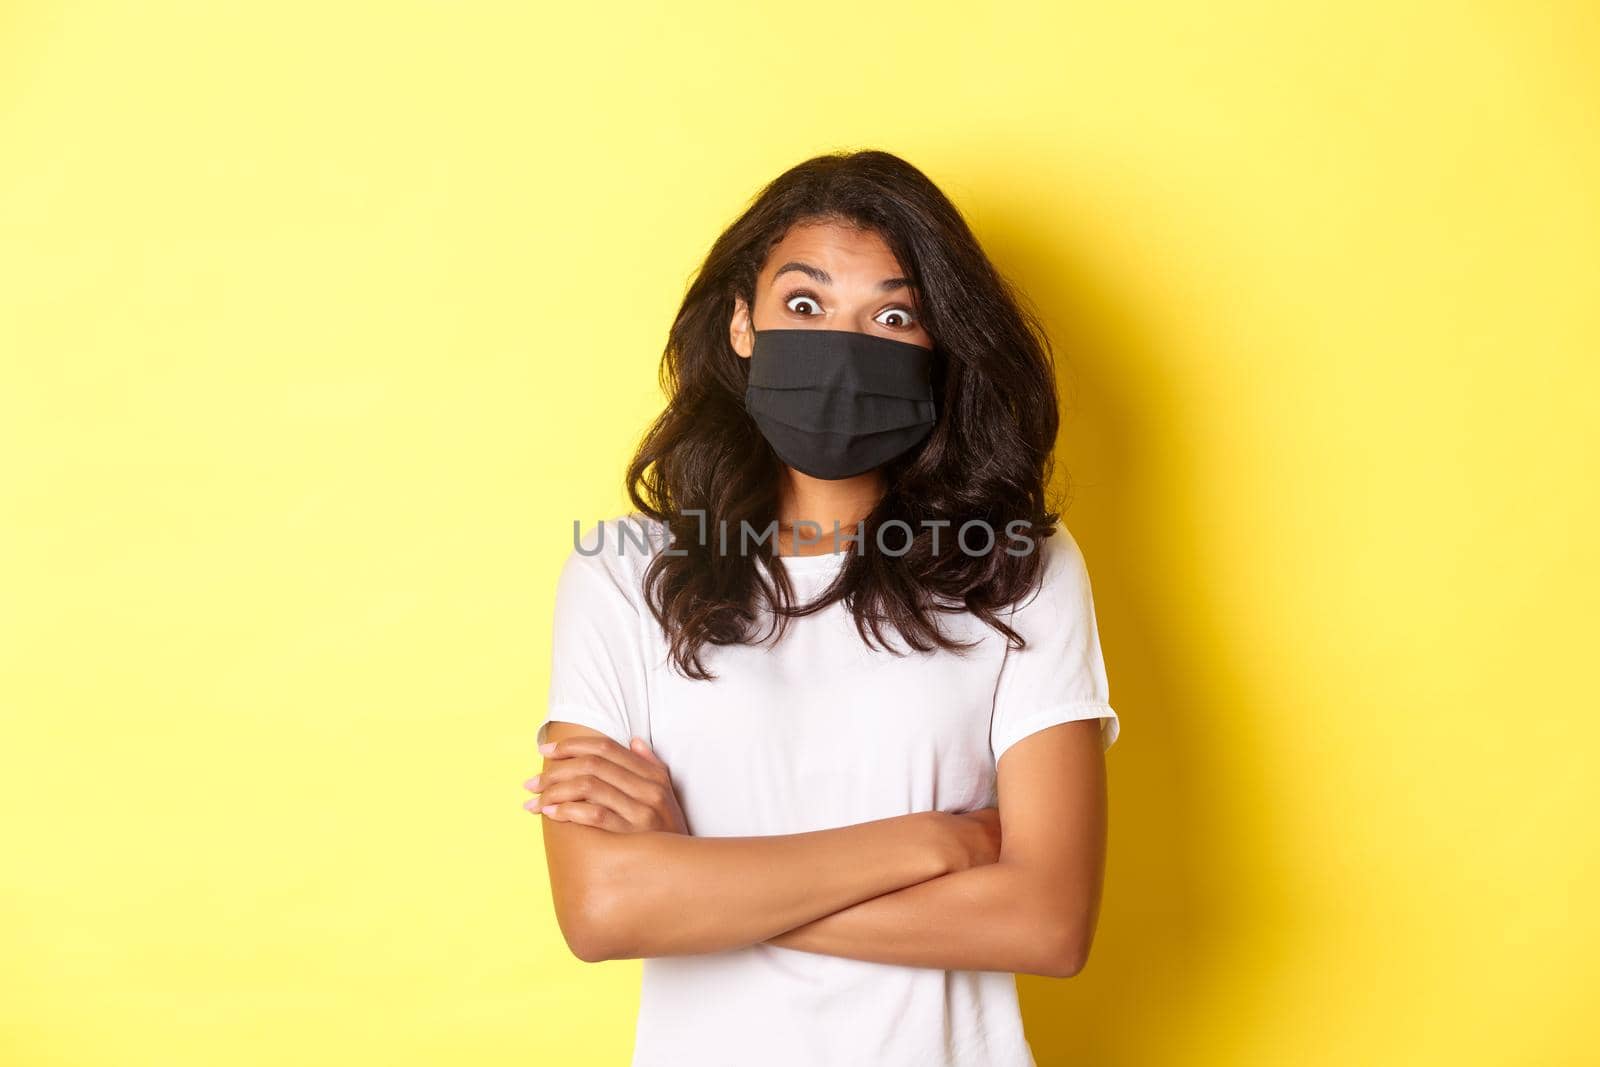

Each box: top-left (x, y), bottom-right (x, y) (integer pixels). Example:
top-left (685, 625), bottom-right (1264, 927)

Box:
top-left (3, 2), bottom-right (1596, 1064)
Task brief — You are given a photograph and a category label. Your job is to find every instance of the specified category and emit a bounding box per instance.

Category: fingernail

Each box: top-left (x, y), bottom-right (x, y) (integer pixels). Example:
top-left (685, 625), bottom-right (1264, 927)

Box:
top-left (524, 775), bottom-right (542, 791)
top-left (538, 743), bottom-right (557, 756)
top-left (523, 799), bottom-right (540, 811)
top-left (541, 804), bottom-right (560, 815)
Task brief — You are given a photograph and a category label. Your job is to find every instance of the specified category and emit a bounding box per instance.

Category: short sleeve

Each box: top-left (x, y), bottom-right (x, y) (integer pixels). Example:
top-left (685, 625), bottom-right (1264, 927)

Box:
top-left (990, 527), bottom-right (1120, 763)
top-left (536, 520), bottom-right (654, 748)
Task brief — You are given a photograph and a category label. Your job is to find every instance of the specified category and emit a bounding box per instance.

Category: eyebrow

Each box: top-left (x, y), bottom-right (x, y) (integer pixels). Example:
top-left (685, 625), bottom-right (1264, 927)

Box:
top-left (771, 260), bottom-right (914, 293)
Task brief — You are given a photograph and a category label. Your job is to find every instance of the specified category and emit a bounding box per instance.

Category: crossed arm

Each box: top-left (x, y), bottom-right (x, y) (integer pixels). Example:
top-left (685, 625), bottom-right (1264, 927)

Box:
top-left (528, 718), bottom-right (1108, 978)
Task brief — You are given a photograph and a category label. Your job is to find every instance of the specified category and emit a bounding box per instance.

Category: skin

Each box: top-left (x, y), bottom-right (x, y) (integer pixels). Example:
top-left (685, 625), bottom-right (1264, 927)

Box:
top-left (528, 219), bottom-right (1110, 977)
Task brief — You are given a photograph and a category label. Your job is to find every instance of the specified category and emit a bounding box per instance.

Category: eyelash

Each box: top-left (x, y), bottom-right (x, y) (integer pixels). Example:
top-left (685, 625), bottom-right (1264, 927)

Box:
top-left (783, 289), bottom-right (918, 327)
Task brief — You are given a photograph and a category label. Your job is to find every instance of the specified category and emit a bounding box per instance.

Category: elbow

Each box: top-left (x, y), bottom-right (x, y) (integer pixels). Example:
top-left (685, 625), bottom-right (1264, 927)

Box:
top-left (553, 885), bottom-right (640, 963)
top-left (1027, 916), bottom-right (1095, 980)
top-left (1039, 937), bottom-right (1091, 980)
top-left (560, 917), bottom-right (621, 964)
top-left (547, 836), bottom-right (657, 962)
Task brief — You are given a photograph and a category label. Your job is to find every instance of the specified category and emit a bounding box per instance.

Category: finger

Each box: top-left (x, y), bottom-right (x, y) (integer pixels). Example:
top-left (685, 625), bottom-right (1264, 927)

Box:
top-left (540, 735), bottom-right (667, 784)
top-left (630, 736), bottom-right (669, 768)
top-left (538, 775), bottom-right (654, 827)
top-left (537, 752), bottom-right (671, 808)
top-left (541, 801), bottom-right (627, 832)
top-left (541, 736), bottom-right (665, 785)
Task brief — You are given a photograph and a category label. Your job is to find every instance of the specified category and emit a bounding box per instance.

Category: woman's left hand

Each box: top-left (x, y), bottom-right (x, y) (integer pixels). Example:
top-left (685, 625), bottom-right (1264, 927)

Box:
top-left (524, 734), bottom-right (688, 834)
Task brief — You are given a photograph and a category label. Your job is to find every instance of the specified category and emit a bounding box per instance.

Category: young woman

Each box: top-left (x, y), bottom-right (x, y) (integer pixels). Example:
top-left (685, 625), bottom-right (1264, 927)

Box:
top-left (523, 149), bottom-right (1121, 1067)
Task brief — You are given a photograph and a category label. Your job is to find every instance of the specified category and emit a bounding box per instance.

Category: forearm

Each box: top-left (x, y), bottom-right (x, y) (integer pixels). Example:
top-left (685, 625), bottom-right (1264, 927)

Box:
top-left (546, 811), bottom-right (962, 960)
top-left (764, 860), bottom-right (1094, 978)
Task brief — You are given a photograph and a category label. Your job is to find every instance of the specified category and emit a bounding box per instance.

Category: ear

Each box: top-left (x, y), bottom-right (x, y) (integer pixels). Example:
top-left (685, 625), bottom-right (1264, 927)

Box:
top-left (729, 295), bottom-right (754, 359)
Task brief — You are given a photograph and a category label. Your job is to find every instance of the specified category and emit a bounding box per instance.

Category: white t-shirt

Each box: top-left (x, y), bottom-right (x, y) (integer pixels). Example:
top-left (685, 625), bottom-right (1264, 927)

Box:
top-left (537, 513), bottom-right (1120, 1067)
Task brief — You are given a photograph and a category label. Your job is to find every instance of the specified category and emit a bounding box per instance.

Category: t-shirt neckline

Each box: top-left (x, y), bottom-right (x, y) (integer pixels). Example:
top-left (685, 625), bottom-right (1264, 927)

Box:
top-left (767, 548), bottom-right (851, 574)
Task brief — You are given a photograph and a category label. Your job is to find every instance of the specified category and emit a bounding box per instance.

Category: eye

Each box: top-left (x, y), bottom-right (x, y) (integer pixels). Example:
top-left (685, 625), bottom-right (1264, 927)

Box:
top-left (784, 290), bottom-right (824, 316)
top-left (875, 306), bottom-right (917, 328)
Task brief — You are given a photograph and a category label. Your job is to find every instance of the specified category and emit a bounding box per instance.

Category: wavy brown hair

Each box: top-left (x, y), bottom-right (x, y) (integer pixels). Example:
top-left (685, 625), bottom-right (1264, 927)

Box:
top-left (625, 149), bottom-right (1069, 680)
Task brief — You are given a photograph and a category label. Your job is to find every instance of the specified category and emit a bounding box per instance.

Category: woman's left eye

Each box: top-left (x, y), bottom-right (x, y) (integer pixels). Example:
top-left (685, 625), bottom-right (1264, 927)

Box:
top-left (876, 307), bottom-right (916, 328)
top-left (785, 294), bottom-right (823, 315)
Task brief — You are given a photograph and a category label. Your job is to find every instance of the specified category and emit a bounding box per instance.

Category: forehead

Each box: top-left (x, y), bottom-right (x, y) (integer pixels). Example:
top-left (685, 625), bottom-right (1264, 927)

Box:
top-left (760, 219), bottom-right (906, 280)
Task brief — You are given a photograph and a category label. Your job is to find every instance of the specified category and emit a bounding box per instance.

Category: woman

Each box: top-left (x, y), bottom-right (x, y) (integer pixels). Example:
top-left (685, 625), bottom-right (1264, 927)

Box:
top-left (523, 149), bottom-right (1120, 1067)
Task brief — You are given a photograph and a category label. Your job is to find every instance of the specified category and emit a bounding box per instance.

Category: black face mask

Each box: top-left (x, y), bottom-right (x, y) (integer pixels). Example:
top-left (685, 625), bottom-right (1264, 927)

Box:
top-left (743, 328), bottom-right (937, 481)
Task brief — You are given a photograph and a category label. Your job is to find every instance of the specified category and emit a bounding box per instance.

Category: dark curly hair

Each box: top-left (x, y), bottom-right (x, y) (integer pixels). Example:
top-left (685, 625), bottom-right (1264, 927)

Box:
top-left (625, 148), bottom-right (1068, 679)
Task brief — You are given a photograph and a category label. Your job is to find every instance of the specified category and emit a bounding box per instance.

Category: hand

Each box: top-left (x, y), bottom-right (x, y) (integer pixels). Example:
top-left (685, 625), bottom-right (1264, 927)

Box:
top-left (942, 807), bottom-right (1002, 871)
top-left (524, 734), bottom-right (688, 834)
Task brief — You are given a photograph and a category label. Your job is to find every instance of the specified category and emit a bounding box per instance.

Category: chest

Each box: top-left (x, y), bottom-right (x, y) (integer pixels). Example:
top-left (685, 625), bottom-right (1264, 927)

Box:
top-left (642, 593), bottom-right (1009, 835)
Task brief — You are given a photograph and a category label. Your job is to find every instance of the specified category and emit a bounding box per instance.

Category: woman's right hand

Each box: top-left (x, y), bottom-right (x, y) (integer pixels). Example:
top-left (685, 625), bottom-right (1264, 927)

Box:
top-left (941, 807), bottom-right (1003, 871)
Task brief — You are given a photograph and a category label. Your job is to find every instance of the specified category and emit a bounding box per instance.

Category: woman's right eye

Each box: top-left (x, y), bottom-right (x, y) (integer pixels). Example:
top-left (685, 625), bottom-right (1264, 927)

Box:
top-left (784, 292), bottom-right (823, 315)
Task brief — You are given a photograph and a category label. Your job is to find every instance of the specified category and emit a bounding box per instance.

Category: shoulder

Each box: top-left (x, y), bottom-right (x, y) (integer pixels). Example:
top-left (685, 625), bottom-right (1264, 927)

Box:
top-left (1008, 523), bottom-right (1095, 619)
top-left (558, 511), bottom-right (668, 608)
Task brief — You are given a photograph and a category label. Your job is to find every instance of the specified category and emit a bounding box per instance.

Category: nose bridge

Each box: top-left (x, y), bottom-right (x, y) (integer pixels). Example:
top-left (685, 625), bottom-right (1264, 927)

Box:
top-left (837, 287), bottom-right (877, 328)
top-left (828, 272), bottom-right (893, 328)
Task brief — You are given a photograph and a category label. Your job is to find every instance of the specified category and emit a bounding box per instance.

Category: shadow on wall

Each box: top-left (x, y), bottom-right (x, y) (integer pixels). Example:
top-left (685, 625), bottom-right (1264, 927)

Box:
top-left (973, 168), bottom-right (1294, 1066)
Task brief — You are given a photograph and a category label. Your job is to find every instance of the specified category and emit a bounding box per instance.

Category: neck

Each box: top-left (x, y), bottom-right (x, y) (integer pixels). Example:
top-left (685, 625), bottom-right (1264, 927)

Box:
top-left (776, 466), bottom-right (884, 554)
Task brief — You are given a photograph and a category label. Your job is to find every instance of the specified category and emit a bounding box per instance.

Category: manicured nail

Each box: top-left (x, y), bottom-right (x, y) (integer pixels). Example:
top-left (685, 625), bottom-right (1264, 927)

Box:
top-left (541, 804), bottom-right (560, 816)
top-left (538, 743), bottom-right (557, 756)
top-left (524, 775), bottom-right (542, 791)
top-left (523, 799), bottom-right (540, 811)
